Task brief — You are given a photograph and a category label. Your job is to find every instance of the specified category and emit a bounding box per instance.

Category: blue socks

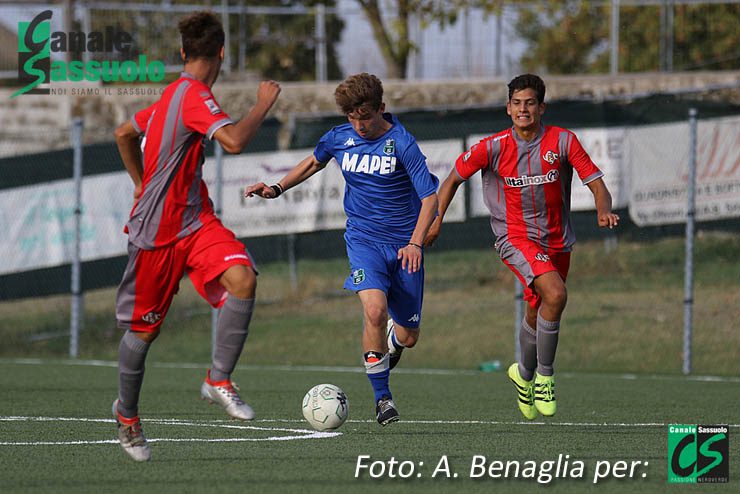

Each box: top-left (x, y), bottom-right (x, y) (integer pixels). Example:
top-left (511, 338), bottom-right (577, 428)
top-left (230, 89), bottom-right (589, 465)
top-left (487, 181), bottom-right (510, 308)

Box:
top-left (364, 351), bottom-right (391, 402)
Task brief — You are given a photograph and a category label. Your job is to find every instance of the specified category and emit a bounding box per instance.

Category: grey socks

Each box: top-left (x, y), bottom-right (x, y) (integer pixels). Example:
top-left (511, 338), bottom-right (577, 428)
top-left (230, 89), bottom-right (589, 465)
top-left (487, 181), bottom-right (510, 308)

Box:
top-left (536, 312), bottom-right (560, 377)
top-left (117, 330), bottom-right (151, 418)
top-left (518, 318), bottom-right (538, 382)
top-left (209, 296), bottom-right (254, 382)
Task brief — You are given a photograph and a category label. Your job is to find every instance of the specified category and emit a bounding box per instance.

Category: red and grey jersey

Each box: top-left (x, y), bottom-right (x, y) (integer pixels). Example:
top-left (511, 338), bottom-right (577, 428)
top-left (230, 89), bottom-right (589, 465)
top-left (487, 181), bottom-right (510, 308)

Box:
top-left (455, 124), bottom-right (603, 252)
top-left (125, 72), bottom-right (233, 249)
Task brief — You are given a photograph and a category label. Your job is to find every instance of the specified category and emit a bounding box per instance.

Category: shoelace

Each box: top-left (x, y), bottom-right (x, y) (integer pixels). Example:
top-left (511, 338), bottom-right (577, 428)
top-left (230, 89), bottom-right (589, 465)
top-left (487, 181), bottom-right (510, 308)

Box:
top-left (124, 423), bottom-right (146, 446)
top-left (218, 382), bottom-right (245, 405)
top-left (524, 383), bottom-right (535, 404)
top-left (538, 381), bottom-right (554, 401)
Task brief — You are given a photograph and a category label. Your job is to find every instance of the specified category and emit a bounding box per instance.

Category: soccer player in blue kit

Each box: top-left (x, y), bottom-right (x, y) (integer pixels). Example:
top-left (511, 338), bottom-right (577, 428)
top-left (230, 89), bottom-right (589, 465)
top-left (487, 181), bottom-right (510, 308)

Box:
top-left (246, 73), bottom-right (439, 426)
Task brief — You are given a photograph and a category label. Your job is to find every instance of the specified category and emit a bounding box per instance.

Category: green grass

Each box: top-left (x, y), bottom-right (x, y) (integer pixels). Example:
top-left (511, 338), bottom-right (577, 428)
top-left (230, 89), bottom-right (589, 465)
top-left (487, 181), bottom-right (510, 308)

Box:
top-left (3, 233), bottom-right (740, 376)
top-left (0, 360), bottom-right (737, 493)
top-left (3, 231), bottom-right (738, 493)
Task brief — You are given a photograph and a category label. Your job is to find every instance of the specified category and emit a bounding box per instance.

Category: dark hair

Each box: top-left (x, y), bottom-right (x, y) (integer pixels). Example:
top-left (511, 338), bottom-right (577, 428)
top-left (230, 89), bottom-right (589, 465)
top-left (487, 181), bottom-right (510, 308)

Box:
top-left (507, 74), bottom-right (546, 103)
top-left (178, 11), bottom-right (225, 61)
top-left (334, 73), bottom-right (383, 115)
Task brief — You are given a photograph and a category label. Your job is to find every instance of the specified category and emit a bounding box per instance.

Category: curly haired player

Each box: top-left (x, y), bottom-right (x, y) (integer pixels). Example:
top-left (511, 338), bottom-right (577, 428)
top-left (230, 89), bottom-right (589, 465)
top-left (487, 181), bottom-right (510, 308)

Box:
top-left (246, 73), bottom-right (438, 426)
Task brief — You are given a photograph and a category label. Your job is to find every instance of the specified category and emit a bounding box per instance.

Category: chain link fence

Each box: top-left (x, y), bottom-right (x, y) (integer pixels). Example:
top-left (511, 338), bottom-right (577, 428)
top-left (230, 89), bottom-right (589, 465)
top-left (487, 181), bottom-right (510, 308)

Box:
top-left (1, 1), bottom-right (739, 373)
top-left (3, 1), bottom-right (740, 82)
top-left (1, 97), bottom-right (740, 375)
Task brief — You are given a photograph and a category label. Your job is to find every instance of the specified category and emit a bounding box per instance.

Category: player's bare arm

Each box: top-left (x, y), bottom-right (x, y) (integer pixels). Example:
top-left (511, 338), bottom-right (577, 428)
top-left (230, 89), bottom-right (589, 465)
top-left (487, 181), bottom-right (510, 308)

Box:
top-left (399, 192), bottom-right (438, 274)
top-left (114, 119), bottom-right (144, 200)
top-left (587, 177), bottom-right (620, 229)
top-left (213, 80), bottom-right (281, 154)
top-left (424, 169), bottom-right (466, 246)
top-left (245, 154), bottom-right (328, 198)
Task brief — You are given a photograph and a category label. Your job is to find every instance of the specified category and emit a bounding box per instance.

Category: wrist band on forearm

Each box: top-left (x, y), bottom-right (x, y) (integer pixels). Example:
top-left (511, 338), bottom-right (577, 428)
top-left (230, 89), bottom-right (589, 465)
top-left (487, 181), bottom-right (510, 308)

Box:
top-left (270, 183), bottom-right (284, 197)
top-left (408, 242), bottom-right (422, 249)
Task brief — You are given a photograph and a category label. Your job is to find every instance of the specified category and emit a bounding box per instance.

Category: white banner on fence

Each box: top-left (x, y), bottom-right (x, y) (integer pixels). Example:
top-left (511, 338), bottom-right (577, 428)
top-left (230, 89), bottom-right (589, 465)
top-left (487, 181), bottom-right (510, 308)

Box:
top-left (0, 140), bottom-right (463, 275)
top-left (628, 116), bottom-right (740, 226)
top-left (201, 139), bottom-right (466, 238)
top-left (466, 128), bottom-right (627, 218)
top-left (0, 173), bottom-right (133, 275)
top-left (571, 126), bottom-right (628, 211)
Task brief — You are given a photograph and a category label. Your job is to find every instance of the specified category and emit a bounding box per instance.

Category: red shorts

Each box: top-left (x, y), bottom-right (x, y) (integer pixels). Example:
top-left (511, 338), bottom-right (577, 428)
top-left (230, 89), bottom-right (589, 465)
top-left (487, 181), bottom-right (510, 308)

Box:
top-left (116, 219), bottom-right (255, 332)
top-left (496, 238), bottom-right (570, 309)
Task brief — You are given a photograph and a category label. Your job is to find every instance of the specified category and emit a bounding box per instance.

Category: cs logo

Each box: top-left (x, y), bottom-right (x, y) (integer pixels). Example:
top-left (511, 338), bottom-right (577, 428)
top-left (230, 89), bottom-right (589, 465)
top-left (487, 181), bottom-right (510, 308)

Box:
top-left (668, 424), bottom-right (728, 483)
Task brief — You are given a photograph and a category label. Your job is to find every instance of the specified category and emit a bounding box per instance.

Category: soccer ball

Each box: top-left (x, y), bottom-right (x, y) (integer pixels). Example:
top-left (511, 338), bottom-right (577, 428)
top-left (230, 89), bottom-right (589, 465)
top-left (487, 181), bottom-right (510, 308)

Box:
top-left (302, 383), bottom-right (349, 431)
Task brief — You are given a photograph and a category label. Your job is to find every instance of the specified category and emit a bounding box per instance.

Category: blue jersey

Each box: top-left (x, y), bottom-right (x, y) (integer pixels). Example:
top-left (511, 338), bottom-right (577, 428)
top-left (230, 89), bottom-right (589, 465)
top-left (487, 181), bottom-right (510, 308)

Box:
top-left (313, 114), bottom-right (438, 244)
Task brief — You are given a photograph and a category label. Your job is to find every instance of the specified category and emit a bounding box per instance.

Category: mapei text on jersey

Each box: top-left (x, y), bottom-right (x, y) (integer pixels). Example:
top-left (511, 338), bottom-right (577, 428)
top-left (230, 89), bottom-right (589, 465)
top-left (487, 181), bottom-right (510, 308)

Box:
top-left (341, 153), bottom-right (398, 175)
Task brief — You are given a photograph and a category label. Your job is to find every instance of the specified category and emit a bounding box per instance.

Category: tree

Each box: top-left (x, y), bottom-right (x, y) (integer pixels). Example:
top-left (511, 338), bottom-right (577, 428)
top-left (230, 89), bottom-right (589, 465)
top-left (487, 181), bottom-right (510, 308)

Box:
top-left (515, 2), bottom-right (740, 74)
top-left (516, 3), bottom-right (608, 74)
top-left (240, 0), bottom-right (345, 81)
top-left (354, 0), bottom-right (504, 79)
top-left (86, 0), bottom-right (344, 82)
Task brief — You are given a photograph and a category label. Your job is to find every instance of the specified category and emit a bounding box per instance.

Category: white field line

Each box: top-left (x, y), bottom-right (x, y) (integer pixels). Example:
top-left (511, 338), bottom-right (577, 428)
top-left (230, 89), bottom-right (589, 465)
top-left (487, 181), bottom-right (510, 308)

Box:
top-left (2, 415), bottom-right (739, 446)
top-left (255, 418), bottom-right (740, 428)
top-left (0, 416), bottom-right (340, 445)
top-left (2, 358), bottom-right (739, 383)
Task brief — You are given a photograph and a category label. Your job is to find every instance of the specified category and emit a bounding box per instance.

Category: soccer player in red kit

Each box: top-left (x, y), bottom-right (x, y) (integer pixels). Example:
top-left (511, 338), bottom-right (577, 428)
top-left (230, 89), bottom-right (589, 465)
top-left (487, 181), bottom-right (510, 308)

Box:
top-left (112, 11), bottom-right (280, 461)
top-left (425, 74), bottom-right (619, 420)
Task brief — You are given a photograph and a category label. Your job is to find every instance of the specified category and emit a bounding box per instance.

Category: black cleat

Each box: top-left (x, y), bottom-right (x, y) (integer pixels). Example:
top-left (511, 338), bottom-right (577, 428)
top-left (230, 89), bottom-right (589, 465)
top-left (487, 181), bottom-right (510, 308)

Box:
top-left (376, 395), bottom-right (400, 426)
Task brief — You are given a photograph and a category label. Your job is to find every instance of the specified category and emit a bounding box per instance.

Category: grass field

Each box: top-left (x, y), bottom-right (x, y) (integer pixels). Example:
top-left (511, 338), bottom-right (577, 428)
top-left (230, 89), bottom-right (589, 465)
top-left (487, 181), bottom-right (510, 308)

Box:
top-left (1, 359), bottom-right (738, 493)
top-left (3, 233), bottom-right (740, 375)
top-left (2, 233), bottom-right (739, 492)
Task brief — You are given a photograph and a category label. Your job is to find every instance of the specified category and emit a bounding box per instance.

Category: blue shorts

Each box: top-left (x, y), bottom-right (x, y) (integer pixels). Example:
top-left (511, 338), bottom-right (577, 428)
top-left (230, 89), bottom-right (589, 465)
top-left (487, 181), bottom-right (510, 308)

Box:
top-left (343, 233), bottom-right (424, 328)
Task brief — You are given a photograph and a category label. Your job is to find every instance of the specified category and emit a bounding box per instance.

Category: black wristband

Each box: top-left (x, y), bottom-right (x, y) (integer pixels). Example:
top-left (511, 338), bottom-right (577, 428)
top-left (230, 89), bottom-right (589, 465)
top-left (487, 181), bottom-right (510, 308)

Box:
top-left (270, 183), bottom-right (284, 197)
top-left (408, 242), bottom-right (422, 250)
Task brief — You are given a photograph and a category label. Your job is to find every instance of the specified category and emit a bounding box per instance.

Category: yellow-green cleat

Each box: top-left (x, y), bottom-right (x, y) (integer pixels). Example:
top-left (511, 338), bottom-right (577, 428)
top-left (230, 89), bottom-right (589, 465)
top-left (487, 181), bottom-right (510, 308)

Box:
top-left (534, 373), bottom-right (557, 416)
top-left (507, 363), bottom-right (537, 420)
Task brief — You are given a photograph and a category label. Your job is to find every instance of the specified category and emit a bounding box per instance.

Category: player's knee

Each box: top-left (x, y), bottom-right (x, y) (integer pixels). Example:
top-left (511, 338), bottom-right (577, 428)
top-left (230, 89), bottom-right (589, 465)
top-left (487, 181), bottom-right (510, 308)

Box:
top-left (224, 267), bottom-right (257, 299)
top-left (399, 328), bottom-right (419, 348)
top-left (542, 284), bottom-right (567, 311)
top-left (363, 305), bottom-right (386, 328)
top-left (135, 329), bottom-right (159, 344)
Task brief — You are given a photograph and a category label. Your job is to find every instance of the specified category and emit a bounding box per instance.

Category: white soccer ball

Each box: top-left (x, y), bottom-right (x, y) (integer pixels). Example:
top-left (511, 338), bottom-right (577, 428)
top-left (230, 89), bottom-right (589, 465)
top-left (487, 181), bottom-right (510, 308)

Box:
top-left (302, 383), bottom-right (349, 431)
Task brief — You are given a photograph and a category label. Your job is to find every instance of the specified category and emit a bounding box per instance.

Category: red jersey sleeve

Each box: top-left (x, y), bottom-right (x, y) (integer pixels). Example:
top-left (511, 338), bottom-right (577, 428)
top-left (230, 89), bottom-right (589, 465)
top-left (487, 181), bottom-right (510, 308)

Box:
top-left (567, 132), bottom-right (603, 184)
top-left (131, 103), bottom-right (156, 134)
top-left (182, 85), bottom-right (233, 140)
top-left (454, 139), bottom-right (491, 180)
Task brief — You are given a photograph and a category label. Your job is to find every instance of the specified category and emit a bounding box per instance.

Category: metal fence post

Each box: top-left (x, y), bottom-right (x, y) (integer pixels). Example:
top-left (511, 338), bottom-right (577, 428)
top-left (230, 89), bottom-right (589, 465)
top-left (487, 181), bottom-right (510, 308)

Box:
top-left (462, 9), bottom-right (471, 78)
top-left (683, 108), bottom-right (697, 375)
top-left (288, 233), bottom-right (298, 292)
top-left (211, 141), bottom-right (224, 359)
top-left (221, 0), bottom-right (231, 74)
top-left (70, 118), bottom-right (84, 358)
top-left (315, 4), bottom-right (327, 83)
top-left (610, 0), bottom-right (620, 74)
top-left (239, 0), bottom-right (247, 73)
top-left (666, 1), bottom-right (674, 72)
top-left (494, 10), bottom-right (503, 77)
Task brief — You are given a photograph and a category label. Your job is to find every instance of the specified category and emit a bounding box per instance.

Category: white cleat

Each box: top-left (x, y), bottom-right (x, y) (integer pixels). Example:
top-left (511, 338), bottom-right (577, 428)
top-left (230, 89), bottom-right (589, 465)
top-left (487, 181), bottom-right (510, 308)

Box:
top-left (386, 319), bottom-right (404, 370)
top-left (112, 399), bottom-right (151, 462)
top-left (200, 374), bottom-right (255, 421)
